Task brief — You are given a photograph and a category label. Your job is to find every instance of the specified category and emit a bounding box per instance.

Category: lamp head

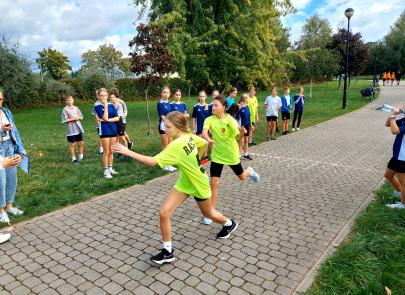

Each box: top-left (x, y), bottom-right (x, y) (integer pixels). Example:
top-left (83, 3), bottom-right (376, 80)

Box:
top-left (345, 8), bottom-right (354, 19)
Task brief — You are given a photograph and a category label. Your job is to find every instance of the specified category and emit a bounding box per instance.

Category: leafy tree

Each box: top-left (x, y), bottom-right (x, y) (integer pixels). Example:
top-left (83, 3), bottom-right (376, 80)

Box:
top-left (384, 10), bottom-right (405, 70)
top-left (132, 0), bottom-right (294, 89)
top-left (0, 38), bottom-right (37, 107)
top-left (129, 24), bottom-right (175, 78)
top-left (329, 28), bottom-right (369, 77)
top-left (119, 57), bottom-right (133, 78)
top-left (36, 47), bottom-right (72, 80)
top-left (78, 69), bottom-right (114, 99)
top-left (292, 15), bottom-right (340, 83)
top-left (81, 44), bottom-right (123, 78)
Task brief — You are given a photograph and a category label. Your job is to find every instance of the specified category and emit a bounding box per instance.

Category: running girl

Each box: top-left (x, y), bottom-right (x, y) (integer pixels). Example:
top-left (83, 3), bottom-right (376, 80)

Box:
top-left (93, 88), bottom-right (120, 179)
top-left (112, 111), bottom-right (238, 264)
top-left (202, 95), bottom-right (260, 225)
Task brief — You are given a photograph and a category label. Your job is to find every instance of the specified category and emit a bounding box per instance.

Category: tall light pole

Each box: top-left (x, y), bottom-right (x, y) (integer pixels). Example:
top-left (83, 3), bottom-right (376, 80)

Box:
top-left (342, 8), bottom-right (354, 110)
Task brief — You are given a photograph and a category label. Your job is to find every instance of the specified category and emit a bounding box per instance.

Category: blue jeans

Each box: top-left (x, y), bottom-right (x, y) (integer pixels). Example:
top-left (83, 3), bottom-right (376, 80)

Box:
top-left (0, 140), bottom-right (17, 208)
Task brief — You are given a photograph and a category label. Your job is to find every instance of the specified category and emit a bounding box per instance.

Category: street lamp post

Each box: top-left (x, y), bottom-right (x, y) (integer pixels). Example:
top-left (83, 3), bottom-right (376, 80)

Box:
top-left (342, 8), bottom-right (354, 110)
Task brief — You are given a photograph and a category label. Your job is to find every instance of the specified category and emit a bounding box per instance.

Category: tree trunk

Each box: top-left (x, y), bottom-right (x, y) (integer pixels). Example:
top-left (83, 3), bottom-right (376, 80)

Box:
top-left (338, 74), bottom-right (342, 90)
top-left (186, 0), bottom-right (194, 24)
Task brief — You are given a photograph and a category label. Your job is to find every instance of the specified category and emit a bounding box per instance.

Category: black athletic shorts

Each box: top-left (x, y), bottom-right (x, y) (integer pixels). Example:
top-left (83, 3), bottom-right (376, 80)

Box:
top-left (67, 133), bottom-right (83, 143)
top-left (210, 161), bottom-right (244, 178)
top-left (117, 120), bottom-right (126, 136)
top-left (194, 196), bottom-right (209, 202)
top-left (281, 112), bottom-right (290, 120)
top-left (387, 157), bottom-right (405, 173)
top-left (267, 116), bottom-right (278, 122)
top-left (242, 125), bottom-right (250, 137)
top-left (158, 121), bottom-right (165, 135)
top-left (100, 134), bottom-right (117, 138)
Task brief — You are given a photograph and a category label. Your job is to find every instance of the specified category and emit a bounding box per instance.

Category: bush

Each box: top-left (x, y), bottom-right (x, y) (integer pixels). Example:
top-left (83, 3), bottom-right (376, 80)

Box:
top-left (43, 79), bottom-right (75, 105)
top-left (78, 69), bottom-right (114, 100)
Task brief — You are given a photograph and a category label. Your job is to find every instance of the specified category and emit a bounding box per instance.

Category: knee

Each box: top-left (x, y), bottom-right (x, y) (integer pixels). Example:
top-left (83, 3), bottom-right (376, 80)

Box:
top-left (159, 208), bottom-right (171, 220)
top-left (384, 170), bottom-right (394, 180)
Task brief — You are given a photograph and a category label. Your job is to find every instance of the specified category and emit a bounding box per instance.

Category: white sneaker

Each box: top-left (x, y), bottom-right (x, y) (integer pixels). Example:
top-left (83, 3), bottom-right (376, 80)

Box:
top-left (109, 168), bottom-right (118, 175)
top-left (0, 212), bottom-right (10, 223)
top-left (387, 202), bottom-right (405, 209)
top-left (394, 191), bottom-right (401, 200)
top-left (6, 207), bottom-right (24, 216)
top-left (292, 128), bottom-right (295, 132)
top-left (203, 217), bottom-right (213, 225)
top-left (103, 170), bottom-right (113, 179)
top-left (247, 167), bottom-right (260, 183)
top-left (296, 128), bottom-right (301, 131)
top-left (0, 233), bottom-right (11, 244)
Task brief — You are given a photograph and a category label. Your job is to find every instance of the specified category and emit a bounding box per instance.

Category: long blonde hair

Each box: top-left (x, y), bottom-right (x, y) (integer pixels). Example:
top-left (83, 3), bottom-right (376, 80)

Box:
top-left (166, 111), bottom-right (189, 133)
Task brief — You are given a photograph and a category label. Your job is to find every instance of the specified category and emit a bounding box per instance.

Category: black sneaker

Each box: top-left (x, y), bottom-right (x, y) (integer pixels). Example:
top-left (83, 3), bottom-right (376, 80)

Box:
top-left (128, 141), bottom-right (133, 149)
top-left (243, 154), bottom-right (253, 160)
top-left (217, 219), bottom-right (238, 239)
top-left (71, 159), bottom-right (78, 165)
top-left (151, 249), bottom-right (175, 264)
top-left (270, 137), bottom-right (276, 140)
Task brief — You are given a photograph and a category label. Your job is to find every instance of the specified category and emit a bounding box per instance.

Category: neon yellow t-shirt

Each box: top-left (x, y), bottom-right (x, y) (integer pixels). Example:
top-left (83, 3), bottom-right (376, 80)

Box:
top-left (154, 134), bottom-right (211, 199)
top-left (248, 96), bottom-right (258, 123)
top-left (203, 114), bottom-right (240, 165)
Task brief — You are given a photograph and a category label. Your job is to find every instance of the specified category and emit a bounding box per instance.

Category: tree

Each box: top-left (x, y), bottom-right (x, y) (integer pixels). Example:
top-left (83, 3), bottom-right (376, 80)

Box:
top-left (292, 15), bottom-right (340, 83)
top-left (0, 37), bottom-right (37, 107)
top-left (119, 57), bottom-right (133, 78)
top-left (81, 44), bottom-right (123, 78)
top-left (132, 0), bottom-right (294, 89)
top-left (36, 47), bottom-right (72, 80)
top-left (383, 10), bottom-right (405, 70)
top-left (129, 24), bottom-right (175, 78)
top-left (329, 29), bottom-right (369, 77)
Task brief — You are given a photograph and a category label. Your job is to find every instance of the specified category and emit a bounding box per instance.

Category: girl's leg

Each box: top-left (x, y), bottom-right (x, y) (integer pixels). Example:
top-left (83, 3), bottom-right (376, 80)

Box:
top-left (100, 138), bottom-right (110, 169)
top-left (78, 141), bottom-right (84, 158)
top-left (249, 125), bottom-right (254, 143)
top-left (271, 121), bottom-right (276, 137)
top-left (108, 137), bottom-right (117, 167)
top-left (267, 121), bottom-right (271, 137)
top-left (119, 135), bottom-right (128, 148)
top-left (0, 168), bottom-right (6, 213)
top-left (160, 134), bottom-right (169, 150)
top-left (297, 111), bottom-right (303, 128)
top-left (5, 167), bottom-right (17, 210)
top-left (292, 111), bottom-right (298, 128)
top-left (210, 177), bottom-right (220, 209)
top-left (197, 199), bottom-right (227, 224)
top-left (397, 173), bottom-right (405, 204)
top-left (384, 168), bottom-right (401, 192)
top-left (68, 143), bottom-right (75, 158)
top-left (159, 188), bottom-right (188, 242)
top-left (243, 136), bottom-right (249, 154)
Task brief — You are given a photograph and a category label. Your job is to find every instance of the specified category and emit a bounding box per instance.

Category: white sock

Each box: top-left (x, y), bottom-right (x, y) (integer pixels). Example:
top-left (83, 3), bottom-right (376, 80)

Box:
top-left (248, 140), bottom-right (252, 143)
top-left (163, 241), bottom-right (172, 253)
top-left (71, 156), bottom-right (76, 161)
top-left (79, 154), bottom-right (84, 160)
top-left (99, 146), bottom-right (103, 153)
top-left (244, 153), bottom-right (248, 156)
top-left (108, 166), bottom-right (113, 172)
top-left (224, 219), bottom-right (232, 226)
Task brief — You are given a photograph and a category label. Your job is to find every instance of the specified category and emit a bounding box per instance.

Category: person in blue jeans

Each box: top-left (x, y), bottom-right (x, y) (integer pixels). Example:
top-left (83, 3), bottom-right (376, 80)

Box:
top-left (292, 87), bottom-right (305, 131)
top-left (0, 89), bottom-right (26, 224)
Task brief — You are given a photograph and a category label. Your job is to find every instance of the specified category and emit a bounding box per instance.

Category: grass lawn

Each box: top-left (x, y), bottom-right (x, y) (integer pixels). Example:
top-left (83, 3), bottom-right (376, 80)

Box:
top-left (302, 182), bottom-right (405, 295)
top-left (3, 79), bottom-right (374, 226)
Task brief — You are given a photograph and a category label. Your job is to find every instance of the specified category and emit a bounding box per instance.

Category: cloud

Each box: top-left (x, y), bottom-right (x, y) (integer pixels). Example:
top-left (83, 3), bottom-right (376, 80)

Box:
top-left (0, 0), bottom-right (144, 70)
top-left (291, 0), bottom-right (313, 10)
top-left (284, 0), bottom-right (405, 44)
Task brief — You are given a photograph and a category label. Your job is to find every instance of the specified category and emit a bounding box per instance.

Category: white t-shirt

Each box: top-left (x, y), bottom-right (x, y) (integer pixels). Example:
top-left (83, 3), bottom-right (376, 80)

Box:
top-left (264, 96), bottom-right (282, 117)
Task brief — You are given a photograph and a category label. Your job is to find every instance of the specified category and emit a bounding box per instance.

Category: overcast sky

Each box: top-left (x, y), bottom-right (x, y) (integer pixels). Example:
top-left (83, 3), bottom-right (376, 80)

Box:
top-left (1, 0), bottom-right (404, 71)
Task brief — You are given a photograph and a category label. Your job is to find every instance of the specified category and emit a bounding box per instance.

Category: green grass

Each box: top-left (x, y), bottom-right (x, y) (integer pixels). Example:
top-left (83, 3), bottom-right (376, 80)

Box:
top-left (302, 183), bottom-right (405, 295)
top-left (4, 79), bottom-right (374, 226)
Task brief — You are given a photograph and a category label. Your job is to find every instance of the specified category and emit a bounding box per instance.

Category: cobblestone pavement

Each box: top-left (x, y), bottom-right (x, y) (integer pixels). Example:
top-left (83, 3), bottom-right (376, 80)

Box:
top-left (0, 85), bottom-right (403, 295)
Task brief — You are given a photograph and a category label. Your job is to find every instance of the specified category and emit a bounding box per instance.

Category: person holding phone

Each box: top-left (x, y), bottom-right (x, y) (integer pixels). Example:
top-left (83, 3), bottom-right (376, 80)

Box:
top-left (0, 88), bottom-right (26, 224)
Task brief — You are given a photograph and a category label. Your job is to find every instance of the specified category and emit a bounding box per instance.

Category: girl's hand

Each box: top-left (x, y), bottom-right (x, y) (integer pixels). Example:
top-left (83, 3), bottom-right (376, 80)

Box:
top-left (2, 124), bottom-right (13, 132)
top-left (112, 143), bottom-right (130, 156)
top-left (3, 155), bottom-right (22, 168)
top-left (393, 107), bottom-right (401, 115)
top-left (207, 138), bottom-right (215, 144)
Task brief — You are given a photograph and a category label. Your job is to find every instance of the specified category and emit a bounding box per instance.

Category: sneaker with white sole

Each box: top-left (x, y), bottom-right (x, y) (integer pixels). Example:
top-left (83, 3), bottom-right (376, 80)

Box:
top-left (0, 233), bottom-right (11, 244)
top-left (292, 128), bottom-right (295, 132)
top-left (6, 207), bottom-right (24, 216)
top-left (151, 249), bottom-right (175, 264)
top-left (387, 202), bottom-right (405, 209)
top-left (0, 212), bottom-right (10, 223)
top-left (103, 170), bottom-right (113, 179)
top-left (203, 217), bottom-right (213, 225)
top-left (109, 168), bottom-right (118, 175)
top-left (296, 127), bottom-right (301, 131)
top-left (217, 219), bottom-right (238, 239)
top-left (247, 167), bottom-right (260, 183)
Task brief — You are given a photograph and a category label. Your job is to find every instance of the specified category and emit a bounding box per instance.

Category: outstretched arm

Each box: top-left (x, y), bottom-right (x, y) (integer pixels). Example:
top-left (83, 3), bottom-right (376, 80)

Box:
top-left (112, 144), bottom-right (157, 166)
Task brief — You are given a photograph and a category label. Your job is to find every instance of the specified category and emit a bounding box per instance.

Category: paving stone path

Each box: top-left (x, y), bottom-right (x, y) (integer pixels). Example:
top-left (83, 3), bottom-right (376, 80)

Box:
top-left (0, 85), bottom-right (403, 295)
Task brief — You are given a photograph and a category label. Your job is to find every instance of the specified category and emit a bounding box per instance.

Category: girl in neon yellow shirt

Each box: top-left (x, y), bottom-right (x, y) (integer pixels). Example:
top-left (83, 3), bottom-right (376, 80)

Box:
top-left (112, 111), bottom-right (237, 264)
top-left (202, 95), bottom-right (260, 225)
